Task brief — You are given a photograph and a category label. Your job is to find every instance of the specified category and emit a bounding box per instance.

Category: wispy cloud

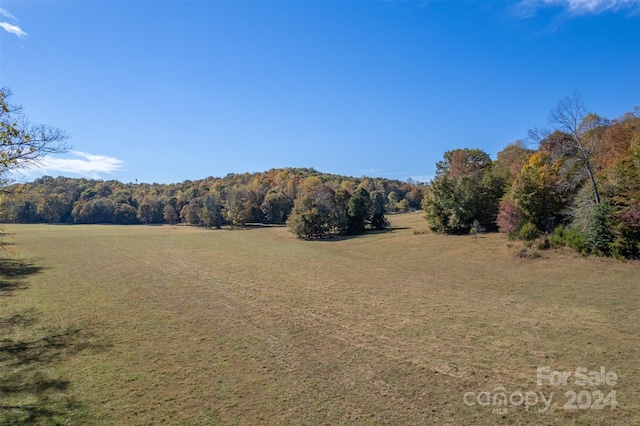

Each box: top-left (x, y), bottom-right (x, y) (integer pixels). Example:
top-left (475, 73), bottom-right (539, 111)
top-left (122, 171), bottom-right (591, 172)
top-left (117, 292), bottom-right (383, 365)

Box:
top-left (27, 151), bottom-right (125, 179)
top-left (520, 0), bottom-right (640, 15)
top-left (0, 7), bottom-right (27, 38)
top-left (0, 22), bottom-right (27, 38)
top-left (0, 8), bottom-right (17, 21)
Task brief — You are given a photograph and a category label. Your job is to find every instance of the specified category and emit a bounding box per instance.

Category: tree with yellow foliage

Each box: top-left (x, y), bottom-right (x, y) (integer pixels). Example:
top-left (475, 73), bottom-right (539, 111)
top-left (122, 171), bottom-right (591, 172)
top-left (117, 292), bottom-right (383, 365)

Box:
top-left (510, 152), bottom-right (567, 233)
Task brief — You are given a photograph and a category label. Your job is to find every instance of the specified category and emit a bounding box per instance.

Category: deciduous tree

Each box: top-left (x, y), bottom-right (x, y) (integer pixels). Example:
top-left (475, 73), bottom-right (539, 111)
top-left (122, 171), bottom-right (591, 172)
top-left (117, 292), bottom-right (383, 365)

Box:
top-left (0, 88), bottom-right (69, 183)
top-left (424, 149), bottom-right (504, 234)
top-left (287, 184), bottom-right (336, 239)
top-left (370, 190), bottom-right (389, 230)
top-left (347, 187), bottom-right (372, 235)
top-left (163, 204), bottom-right (178, 225)
top-left (548, 92), bottom-right (605, 205)
top-left (260, 190), bottom-right (293, 224)
top-left (510, 152), bottom-right (566, 233)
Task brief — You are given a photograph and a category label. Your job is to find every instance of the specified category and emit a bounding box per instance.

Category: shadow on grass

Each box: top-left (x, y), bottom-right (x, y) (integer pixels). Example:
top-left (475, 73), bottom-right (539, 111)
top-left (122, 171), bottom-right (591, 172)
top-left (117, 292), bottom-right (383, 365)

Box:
top-left (0, 259), bottom-right (110, 423)
top-left (312, 226), bottom-right (405, 242)
top-left (0, 310), bottom-right (109, 424)
top-left (214, 223), bottom-right (286, 230)
top-left (0, 231), bottom-right (16, 249)
top-left (0, 258), bottom-right (45, 295)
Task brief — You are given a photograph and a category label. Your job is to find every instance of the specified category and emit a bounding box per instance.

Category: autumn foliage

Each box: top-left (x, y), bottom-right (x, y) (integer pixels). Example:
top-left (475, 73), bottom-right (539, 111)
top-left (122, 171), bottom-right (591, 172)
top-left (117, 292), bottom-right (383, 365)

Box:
top-left (423, 96), bottom-right (640, 259)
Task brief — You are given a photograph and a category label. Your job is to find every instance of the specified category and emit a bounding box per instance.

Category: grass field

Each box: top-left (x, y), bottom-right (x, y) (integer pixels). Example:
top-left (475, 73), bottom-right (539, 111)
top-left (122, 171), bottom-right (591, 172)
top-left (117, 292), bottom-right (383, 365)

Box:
top-left (1, 213), bottom-right (638, 425)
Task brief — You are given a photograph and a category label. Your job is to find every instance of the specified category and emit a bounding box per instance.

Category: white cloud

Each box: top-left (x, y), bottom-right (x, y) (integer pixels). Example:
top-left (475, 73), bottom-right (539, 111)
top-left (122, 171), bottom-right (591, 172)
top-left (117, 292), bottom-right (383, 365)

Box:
top-left (0, 21), bottom-right (27, 38)
top-left (521, 0), bottom-right (640, 14)
top-left (29, 151), bottom-right (124, 179)
top-left (0, 7), bottom-right (27, 38)
top-left (0, 8), bottom-right (18, 21)
top-left (558, 0), bottom-right (638, 13)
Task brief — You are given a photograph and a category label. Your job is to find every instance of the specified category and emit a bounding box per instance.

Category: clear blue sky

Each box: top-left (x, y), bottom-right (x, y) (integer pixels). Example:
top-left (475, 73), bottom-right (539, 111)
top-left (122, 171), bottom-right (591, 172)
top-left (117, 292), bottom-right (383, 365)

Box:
top-left (1, 0), bottom-right (639, 184)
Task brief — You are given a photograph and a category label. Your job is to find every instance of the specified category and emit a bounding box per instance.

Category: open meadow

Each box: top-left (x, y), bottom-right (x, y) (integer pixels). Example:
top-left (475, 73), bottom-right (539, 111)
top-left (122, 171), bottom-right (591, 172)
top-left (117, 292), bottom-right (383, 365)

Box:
top-left (1, 213), bottom-right (638, 425)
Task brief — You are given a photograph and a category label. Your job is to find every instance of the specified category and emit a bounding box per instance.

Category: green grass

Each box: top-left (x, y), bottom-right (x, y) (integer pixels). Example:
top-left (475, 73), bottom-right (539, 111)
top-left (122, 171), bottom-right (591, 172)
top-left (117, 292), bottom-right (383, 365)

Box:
top-left (1, 213), bottom-right (638, 425)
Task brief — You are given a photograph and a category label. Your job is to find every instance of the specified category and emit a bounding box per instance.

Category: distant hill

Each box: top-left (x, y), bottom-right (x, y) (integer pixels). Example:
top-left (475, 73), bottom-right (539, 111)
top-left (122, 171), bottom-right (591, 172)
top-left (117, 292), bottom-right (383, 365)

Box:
top-left (0, 168), bottom-right (425, 226)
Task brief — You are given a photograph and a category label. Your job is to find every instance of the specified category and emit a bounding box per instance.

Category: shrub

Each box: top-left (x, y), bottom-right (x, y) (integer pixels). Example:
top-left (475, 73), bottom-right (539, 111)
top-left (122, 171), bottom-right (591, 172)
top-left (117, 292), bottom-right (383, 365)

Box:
top-left (537, 238), bottom-right (551, 250)
top-left (550, 225), bottom-right (566, 248)
top-left (470, 219), bottom-right (486, 242)
top-left (517, 222), bottom-right (539, 247)
top-left (610, 205), bottom-right (640, 260)
top-left (548, 224), bottom-right (587, 254)
top-left (497, 200), bottom-right (521, 235)
top-left (564, 227), bottom-right (587, 254)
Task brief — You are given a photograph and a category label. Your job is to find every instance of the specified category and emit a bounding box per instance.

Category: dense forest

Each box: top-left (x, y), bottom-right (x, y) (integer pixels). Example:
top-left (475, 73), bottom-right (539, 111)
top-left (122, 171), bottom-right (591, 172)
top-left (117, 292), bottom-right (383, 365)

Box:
top-left (423, 97), bottom-right (640, 260)
top-left (0, 168), bottom-right (424, 238)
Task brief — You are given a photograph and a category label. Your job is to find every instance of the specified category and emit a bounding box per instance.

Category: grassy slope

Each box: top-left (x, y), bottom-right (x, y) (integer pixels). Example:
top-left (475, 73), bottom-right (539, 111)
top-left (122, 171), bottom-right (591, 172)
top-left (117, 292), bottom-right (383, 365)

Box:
top-left (1, 213), bottom-right (638, 425)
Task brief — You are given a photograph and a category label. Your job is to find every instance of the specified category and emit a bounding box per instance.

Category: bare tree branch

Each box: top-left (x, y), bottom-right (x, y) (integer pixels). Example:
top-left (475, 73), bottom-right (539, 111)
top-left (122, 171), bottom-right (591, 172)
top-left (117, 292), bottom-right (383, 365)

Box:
top-left (547, 92), bottom-right (602, 204)
top-left (0, 88), bottom-right (70, 182)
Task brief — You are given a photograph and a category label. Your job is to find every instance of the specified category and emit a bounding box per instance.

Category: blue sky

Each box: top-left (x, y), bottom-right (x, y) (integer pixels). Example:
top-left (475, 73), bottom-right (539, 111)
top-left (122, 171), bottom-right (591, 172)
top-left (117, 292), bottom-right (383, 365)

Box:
top-left (1, 0), bottom-right (639, 184)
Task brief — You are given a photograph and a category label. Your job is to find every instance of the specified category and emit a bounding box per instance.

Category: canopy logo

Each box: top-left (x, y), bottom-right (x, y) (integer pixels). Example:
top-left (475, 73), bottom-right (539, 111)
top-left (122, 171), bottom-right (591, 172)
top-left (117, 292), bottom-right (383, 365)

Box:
top-left (463, 366), bottom-right (619, 414)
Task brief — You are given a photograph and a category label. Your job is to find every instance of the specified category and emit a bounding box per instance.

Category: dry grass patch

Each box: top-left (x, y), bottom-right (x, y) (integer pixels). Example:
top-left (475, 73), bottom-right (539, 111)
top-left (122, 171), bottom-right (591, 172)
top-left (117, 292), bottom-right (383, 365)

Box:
top-left (1, 215), bottom-right (638, 425)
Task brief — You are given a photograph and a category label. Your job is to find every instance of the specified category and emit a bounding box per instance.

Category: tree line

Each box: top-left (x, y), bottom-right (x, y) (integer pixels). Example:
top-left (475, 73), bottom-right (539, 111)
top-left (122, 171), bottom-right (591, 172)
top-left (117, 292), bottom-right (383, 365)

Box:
top-left (0, 87), bottom-right (423, 239)
top-left (2, 87), bottom-right (637, 253)
top-left (422, 93), bottom-right (640, 260)
top-left (0, 169), bottom-right (424, 237)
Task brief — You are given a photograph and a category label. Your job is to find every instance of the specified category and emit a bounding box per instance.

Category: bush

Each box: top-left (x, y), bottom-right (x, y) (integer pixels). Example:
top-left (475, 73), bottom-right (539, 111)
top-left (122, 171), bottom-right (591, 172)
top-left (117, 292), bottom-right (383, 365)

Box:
top-left (548, 224), bottom-right (587, 254)
top-left (537, 238), bottom-right (551, 250)
top-left (564, 227), bottom-right (587, 254)
top-left (610, 205), bottom-right (640, 260)
top-left (517, 222), bottom-right (539, 247)
top-left (550, 225), bottom-right (566, 248)
top-left (497, 200), bottom-right (521, 235)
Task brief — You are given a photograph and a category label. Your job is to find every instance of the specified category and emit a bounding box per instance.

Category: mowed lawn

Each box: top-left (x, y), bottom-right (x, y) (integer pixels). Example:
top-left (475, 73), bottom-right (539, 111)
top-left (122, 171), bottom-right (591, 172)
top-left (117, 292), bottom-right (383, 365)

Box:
top-left (1, 213), bottom-right (638, 425)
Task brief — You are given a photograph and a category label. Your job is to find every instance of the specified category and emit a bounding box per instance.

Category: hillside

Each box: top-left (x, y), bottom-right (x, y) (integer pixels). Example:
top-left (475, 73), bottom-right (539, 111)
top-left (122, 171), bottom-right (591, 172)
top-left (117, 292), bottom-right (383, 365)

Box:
top-left (0, 168), bottom-right (425, 226)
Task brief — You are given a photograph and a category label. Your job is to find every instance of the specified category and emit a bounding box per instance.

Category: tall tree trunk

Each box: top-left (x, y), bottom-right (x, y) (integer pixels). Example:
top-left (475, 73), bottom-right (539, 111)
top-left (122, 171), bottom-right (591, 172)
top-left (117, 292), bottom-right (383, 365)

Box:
top-left (585, 162), bottom-right (601, 205)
